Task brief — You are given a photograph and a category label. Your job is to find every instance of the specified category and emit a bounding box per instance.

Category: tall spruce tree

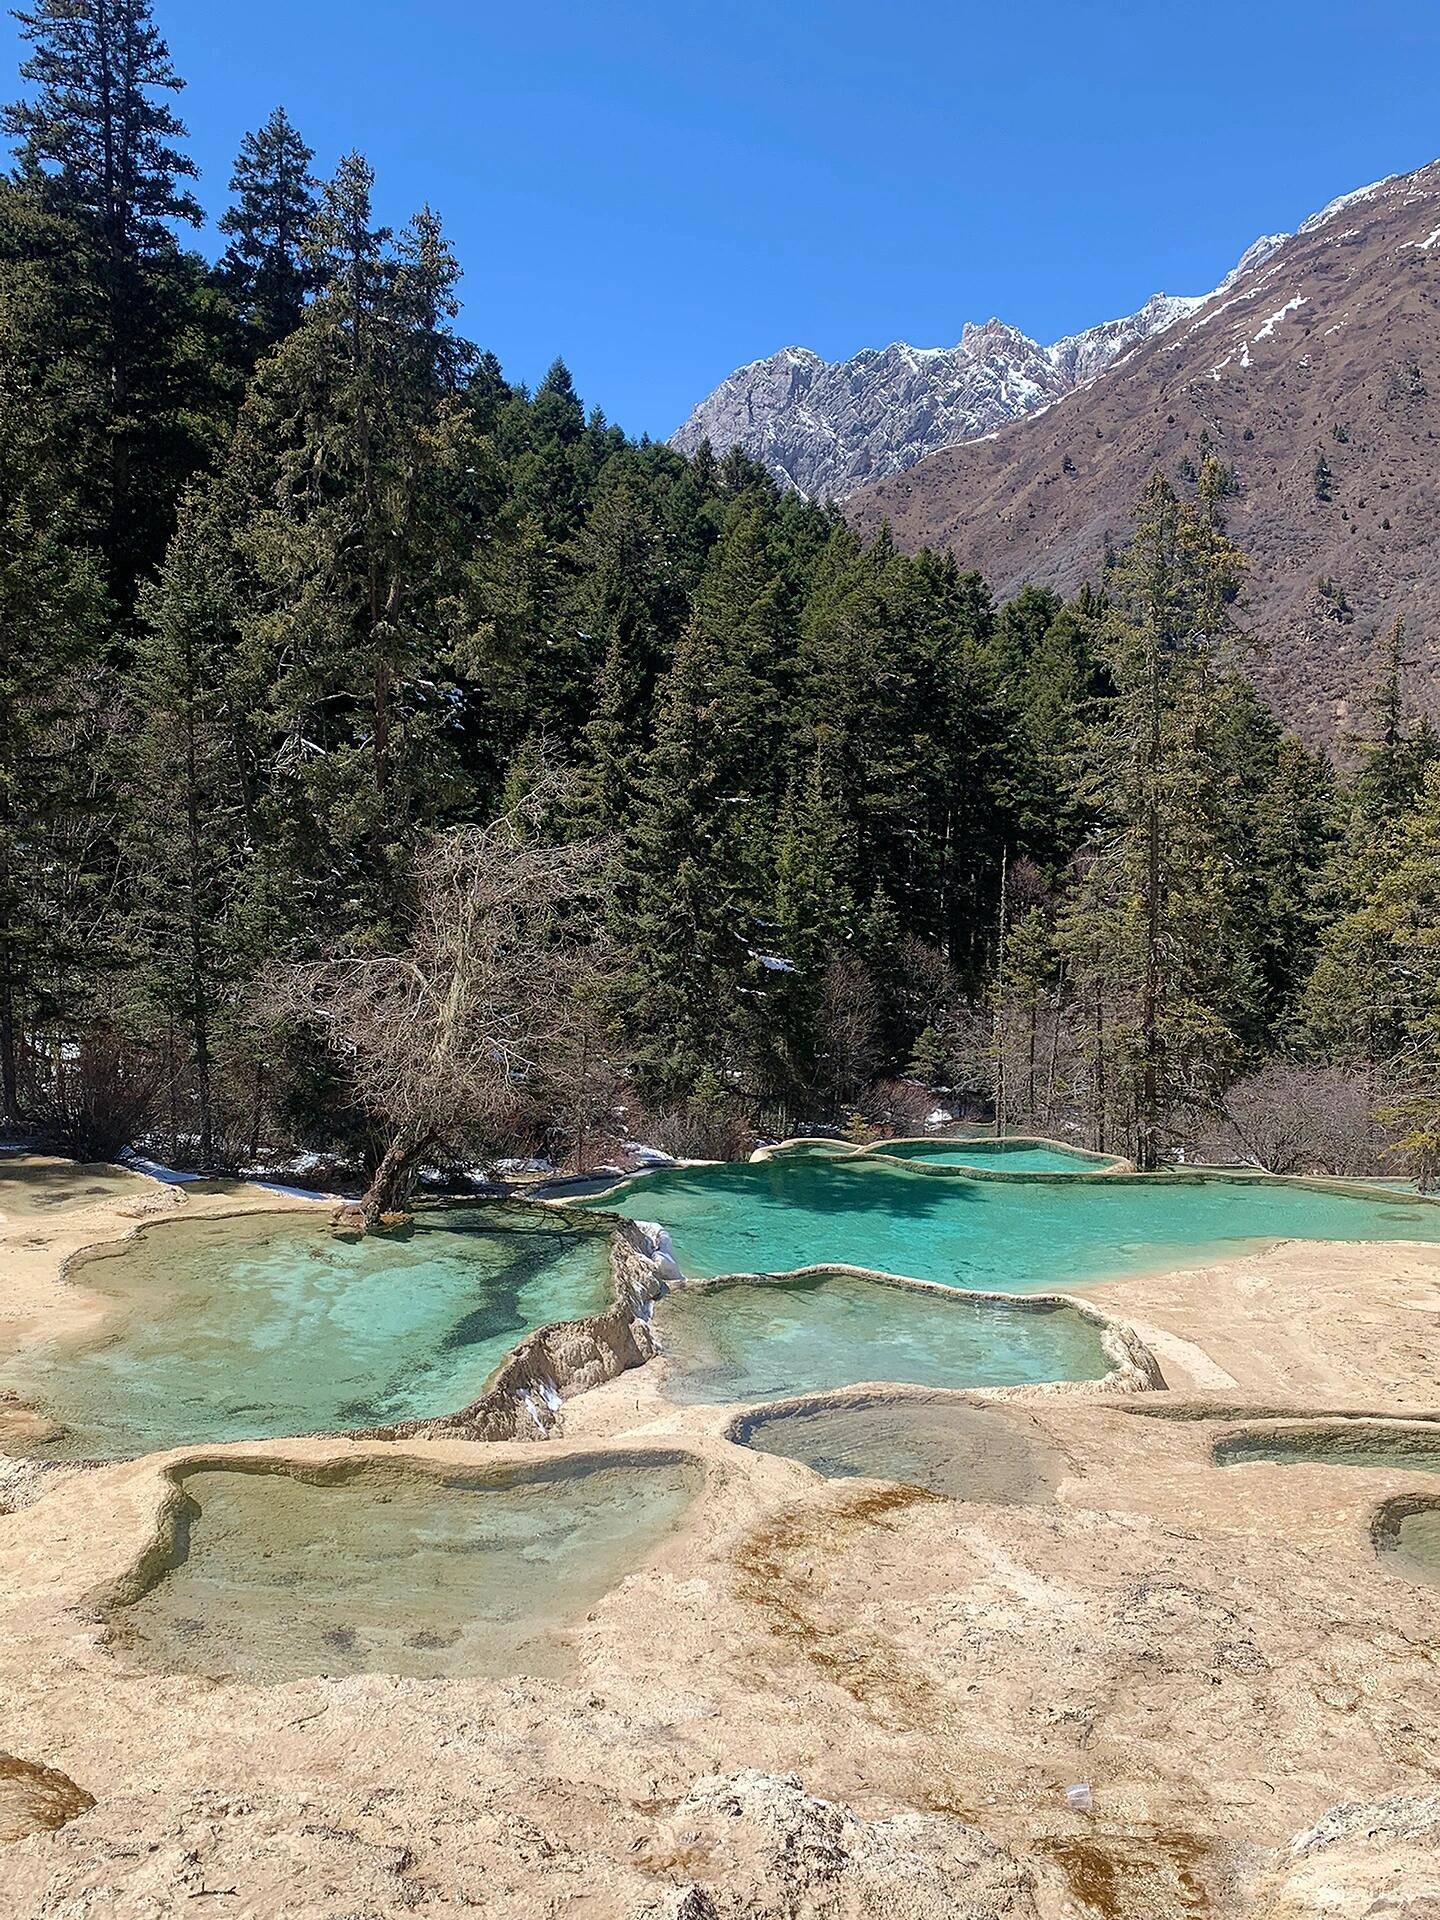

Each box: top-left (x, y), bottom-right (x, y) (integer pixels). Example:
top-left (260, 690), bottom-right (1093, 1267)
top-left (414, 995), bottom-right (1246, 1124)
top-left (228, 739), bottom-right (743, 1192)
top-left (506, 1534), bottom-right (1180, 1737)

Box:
top-left (1067, 471), bottom-right (1250, 1167)
top-left (622, 504), bottom-right (789, 1100)
top-left (219, 107), bottom-right (318, 348)
top-left (122, 490), bottom-right (252, 1165)
top-left (222, 156), bottom-right (485, 938)
top-left (5, 0), bottom-right (212, 596)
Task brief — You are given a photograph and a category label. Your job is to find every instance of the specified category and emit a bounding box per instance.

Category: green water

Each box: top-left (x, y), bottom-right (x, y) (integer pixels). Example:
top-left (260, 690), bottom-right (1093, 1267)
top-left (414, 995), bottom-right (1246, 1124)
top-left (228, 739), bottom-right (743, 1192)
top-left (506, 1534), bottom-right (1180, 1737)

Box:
top-left (1214, 1425), bottom-right (1440, 1472)
top-left (110, 1456), bottom-right (700, 1681)
top-left (739, 1397), bottom-right (1066, 1502)
top-left (878, 1139), bottom-right (1114, 1173)
top-left (3, 1206), bottom-right (613, 1459)
top-left (654, 1271), bottom-right (1109, 1403)
top-left (587, 1156), bottom-right (1440, 1291)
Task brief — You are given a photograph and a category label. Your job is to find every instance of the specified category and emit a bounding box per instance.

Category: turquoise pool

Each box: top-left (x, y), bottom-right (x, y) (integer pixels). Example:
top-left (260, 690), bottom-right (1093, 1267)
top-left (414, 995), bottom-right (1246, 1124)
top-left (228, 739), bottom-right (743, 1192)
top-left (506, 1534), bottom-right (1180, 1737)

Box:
top-left (655, 1270), bottom-right (1109, 1402)
top-left (876, 1138), bottom-right (1116, 1173)
top-left (583, 1156), bottom-right (1440, 1291)
top-left (4, 1205), bottom-right (614, 1459)
top-left (737, 1398), bottom-right (1066, 1502)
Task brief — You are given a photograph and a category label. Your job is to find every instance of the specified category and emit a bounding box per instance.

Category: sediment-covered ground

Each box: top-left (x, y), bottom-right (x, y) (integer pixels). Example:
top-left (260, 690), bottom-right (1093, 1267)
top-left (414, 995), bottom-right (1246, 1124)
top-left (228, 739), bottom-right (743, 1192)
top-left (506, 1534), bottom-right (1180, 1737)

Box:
top-left (2, 1158), bottom-right (1439, 1918)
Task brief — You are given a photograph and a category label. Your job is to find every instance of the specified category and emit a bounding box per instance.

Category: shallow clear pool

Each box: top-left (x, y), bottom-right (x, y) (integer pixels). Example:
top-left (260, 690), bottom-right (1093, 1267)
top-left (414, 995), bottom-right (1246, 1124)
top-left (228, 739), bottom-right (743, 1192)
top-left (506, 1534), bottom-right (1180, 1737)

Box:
top-left (109, 1456), bottom-right (700, 1681)
top-left (1214, 1425), bottom-right (1440, 1472)
top-left (738, 1397), bottom-right (1066, 1501)
top-left (1383, 1507), bottom-right (1440, 1588)
top-left (3, 1206), bottom-right (613, 1458)
top-left (655, 1270), bottom-right (1109, 1403)
top-left (878, 1139), bottom-right (1115, 1173)
top-left (586, 1157), bottom-right (1440, 1290)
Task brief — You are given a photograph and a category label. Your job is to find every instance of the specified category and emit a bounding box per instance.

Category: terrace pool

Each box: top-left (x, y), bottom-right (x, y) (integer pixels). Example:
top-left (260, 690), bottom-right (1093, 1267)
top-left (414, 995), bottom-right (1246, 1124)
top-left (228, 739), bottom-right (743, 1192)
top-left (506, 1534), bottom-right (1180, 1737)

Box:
top-left (3, 1205), bottom-right (614, 1459)
top-left (735, 1397), bottom-right (1067, 1502)
top-left (585, 1156), bottom-right (1440, 1291)
top-left (654, 1270), bottom-right (1110, 1403)
top-left (108, 1454), bottom-right (701, 1681)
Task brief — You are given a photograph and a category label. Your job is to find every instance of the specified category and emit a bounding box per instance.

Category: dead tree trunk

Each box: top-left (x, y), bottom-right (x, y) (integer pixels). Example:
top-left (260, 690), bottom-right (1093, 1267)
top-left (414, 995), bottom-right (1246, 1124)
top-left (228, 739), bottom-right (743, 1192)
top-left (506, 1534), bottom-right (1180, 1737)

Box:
top-left (348, 1125), bottom-right (436, 1232)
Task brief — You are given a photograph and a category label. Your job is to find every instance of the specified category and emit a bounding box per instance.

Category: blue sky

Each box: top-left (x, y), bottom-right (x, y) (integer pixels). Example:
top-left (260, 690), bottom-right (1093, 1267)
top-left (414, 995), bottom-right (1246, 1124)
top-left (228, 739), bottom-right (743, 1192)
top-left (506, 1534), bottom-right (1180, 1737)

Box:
top-left (3, 1), bottom-right (1439, 438)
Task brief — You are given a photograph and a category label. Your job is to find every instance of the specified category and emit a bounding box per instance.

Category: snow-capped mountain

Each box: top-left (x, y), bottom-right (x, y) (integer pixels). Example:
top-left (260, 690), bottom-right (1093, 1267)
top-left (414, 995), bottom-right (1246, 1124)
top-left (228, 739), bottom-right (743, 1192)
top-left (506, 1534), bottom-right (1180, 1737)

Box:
top-left (670, 236), bottom-right (1291, 501)
top-left (845, 161), bottom-right (1440, 744)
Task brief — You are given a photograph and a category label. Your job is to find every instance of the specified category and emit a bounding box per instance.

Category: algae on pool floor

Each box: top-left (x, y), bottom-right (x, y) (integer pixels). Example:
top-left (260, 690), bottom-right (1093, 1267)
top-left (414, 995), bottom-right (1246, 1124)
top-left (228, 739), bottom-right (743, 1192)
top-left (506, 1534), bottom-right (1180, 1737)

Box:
top-left (2, 1205), bottom-right (614, 1459)
top-left (1214, 1424), bottom-right (1440, 1472)
top-left (108, 1456), bottom-right (702, 1682)
top-left (654, 1270), bottom-right (1110, 1404)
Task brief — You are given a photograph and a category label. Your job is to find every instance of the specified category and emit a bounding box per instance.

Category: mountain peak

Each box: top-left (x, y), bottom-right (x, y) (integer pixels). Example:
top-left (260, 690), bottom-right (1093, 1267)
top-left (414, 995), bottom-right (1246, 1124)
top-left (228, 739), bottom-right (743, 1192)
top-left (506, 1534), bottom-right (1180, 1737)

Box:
top-left (844, 156), bottom-right (1440, 744)
top-left (670, 166), bottom-right (1428, 504)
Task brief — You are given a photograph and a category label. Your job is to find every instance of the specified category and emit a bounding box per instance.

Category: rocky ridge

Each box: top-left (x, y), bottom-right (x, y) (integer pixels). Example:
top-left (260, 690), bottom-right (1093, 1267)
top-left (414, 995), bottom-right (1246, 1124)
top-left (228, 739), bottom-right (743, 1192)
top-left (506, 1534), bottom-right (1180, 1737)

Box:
top-left (670, 231), bottom-right (1293, 502)
top-left (846, 160), bottom-right (1440, 740)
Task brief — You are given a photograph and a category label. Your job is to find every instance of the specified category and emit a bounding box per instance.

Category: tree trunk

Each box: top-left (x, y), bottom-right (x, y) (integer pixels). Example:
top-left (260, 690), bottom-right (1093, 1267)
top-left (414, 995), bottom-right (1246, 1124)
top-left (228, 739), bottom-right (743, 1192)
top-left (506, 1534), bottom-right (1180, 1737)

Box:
top-left (0, 932), bottom-right (19, 1128)
top-left (992, 846), bottom-right (1008, 1137)
top-left (1136, 638), bottom-right (1164, 1174)
top-left (355, 1124), bottom-right (434, 1229)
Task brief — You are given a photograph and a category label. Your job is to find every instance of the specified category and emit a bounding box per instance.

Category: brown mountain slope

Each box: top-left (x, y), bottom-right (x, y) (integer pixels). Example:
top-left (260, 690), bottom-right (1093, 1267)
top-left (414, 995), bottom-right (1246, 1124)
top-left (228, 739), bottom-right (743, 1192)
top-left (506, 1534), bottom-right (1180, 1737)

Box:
top-left (847, 161), bottom-right (1440, 742)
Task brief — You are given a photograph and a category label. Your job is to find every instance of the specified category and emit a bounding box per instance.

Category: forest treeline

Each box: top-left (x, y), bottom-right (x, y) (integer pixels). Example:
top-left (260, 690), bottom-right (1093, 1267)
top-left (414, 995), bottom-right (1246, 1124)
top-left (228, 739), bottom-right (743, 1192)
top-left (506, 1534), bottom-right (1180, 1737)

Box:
top-left (4, 0), bottom-right (1439, 1192)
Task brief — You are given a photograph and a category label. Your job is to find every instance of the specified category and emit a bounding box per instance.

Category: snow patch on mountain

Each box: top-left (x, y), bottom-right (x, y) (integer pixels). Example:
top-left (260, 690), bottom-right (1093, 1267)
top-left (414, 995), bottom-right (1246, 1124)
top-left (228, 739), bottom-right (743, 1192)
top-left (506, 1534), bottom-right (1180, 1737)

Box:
top-left (672, 169), bottom-right (1438, 503)
top-left (671, 293), bottom-right (1206, 502)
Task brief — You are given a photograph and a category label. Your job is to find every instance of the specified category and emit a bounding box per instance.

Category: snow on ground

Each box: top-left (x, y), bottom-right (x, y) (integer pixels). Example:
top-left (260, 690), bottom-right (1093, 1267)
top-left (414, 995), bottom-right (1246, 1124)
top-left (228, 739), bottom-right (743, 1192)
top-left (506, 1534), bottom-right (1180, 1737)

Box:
top-left (1253, 296), bottom-right (1308, 341)
top-left (622, 1143), bottom-right (680, 1168)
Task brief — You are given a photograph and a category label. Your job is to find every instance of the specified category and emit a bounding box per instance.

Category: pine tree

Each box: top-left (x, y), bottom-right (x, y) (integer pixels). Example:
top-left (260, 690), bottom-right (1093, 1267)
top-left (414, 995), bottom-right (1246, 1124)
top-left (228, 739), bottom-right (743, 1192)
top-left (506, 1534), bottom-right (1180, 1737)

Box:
top-left (223, 157), bottom-right (485, 938)
top-left (122, 491), bottom-right (252, 1165)
top-left (765, 728), bottom-right (860, 1109)
top-left (219, 107), bottom-right (318, 347)
top-left (0, 174), bottom-right (111, 1122)
top-left (1067, 472), bottom-right (1250, 1168)
top-left (5, 0), bottom-right (202, 247)
top-left (1299, 764), bottom-right (1440, 1183)
top-left (565, 481), bottom-right (674, 821)
top-left (0, 492), bottom-right (106, 1121)
top-left (621, 508), bottom-right (788, 1101)
top-left (5, 0), bottom-right (211, 596)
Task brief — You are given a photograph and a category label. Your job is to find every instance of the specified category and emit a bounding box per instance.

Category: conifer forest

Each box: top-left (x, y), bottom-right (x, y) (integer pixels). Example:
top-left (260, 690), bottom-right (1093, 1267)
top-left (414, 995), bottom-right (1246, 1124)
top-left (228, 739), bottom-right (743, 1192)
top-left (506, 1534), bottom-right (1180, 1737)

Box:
top-left (3, 0), bottom-right (1437, 1206)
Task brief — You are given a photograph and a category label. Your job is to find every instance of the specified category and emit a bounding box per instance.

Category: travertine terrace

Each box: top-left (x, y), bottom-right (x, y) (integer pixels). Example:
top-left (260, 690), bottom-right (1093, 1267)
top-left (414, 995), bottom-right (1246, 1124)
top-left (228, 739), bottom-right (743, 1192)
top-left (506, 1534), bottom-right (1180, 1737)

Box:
top-left (3, 1156), bottom-right (1440, 1918)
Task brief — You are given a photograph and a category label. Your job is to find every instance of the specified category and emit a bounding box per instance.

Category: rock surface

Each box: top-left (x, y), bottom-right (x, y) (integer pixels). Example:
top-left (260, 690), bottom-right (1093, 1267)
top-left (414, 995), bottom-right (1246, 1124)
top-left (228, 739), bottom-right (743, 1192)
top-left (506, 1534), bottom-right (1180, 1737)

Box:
top-left (672, 298), bottom-right (1205, 503)
top-left (5, 1161), bottom-right (1440, 1915)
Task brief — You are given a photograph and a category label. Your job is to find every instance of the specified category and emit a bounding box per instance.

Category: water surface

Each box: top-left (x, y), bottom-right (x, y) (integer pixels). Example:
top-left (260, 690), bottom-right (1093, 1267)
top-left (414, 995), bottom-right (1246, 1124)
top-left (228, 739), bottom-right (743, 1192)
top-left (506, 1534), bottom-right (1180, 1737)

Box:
top-left (1215, 1424), bottom-right (1440, 1472)
top-left (110, 1456), bottom-right (699, 1681)
top-left (655, 1270), bottom-right (1109, 1403)
top-left (3, 1205), bottom-right (613, 1458)
top-left (1383, 1506), bottom-right (1440, 1588)
top-left (588, 1156), bottom-right (1440, 1291)
top-left (879, 1139), bottom-right (1115, 1173)
top-left (739, 1397), bottom-right (1066, 1502)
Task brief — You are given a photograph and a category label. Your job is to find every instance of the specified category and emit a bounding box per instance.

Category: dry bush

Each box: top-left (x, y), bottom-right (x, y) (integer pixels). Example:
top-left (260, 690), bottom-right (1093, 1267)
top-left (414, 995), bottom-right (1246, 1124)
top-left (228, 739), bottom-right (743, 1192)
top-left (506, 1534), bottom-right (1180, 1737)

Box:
top-left (274, 786), bottom-right (616, 1219)
top-left (44, 1034), bottom-right (164, 1163)
top-left (860, 1077), bottom-right (934, 1133)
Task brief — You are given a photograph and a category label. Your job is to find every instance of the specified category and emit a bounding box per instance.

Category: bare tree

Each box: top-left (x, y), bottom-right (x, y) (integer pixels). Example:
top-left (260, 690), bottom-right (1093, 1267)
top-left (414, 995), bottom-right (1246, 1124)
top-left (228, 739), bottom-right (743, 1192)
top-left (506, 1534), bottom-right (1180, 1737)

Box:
top-left (1209, 1063), bottom-right (1388, 1176)
top-left (275, 789), bottom-right (614, 1228)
